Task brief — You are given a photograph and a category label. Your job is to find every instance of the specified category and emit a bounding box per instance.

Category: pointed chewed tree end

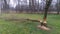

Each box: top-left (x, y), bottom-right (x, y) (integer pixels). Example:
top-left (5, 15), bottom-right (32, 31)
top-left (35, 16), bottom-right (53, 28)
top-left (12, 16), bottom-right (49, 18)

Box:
top-left (37, 25), bottom-right (50, 31)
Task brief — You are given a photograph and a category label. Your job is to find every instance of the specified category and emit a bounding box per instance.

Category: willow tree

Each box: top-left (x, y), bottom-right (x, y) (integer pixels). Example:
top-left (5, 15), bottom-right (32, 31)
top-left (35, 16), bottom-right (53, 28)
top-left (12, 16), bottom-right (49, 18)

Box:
top-left (38, 0), bottom-right (52, 30)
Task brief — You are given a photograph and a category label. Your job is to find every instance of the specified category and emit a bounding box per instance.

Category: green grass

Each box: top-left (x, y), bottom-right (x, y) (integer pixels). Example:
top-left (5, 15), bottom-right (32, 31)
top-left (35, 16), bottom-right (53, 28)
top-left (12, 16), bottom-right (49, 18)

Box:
top-left (0, 14), bottom-right (60, 34)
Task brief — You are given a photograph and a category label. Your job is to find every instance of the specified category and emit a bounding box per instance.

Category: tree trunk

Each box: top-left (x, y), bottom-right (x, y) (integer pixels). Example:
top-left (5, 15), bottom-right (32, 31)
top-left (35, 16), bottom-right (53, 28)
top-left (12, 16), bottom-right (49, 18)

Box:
top-left (29, 0), bottom-right (32, 13)
top-left (4, 0), bottom-right (8, 9)
top-left (3, 0), bottom-right (9, 13)
top-left (41, 0), bottom-right (52, 26)
top-left (57, 0), bottom-right (59, 14)
top-left (29, 0), bottom-right (35, 13)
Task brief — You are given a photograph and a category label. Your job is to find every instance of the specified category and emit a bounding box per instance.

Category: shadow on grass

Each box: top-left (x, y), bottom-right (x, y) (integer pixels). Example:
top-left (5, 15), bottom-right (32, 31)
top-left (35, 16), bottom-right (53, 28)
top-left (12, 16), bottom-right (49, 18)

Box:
top-left (5, 18), bottom-right (40, 23)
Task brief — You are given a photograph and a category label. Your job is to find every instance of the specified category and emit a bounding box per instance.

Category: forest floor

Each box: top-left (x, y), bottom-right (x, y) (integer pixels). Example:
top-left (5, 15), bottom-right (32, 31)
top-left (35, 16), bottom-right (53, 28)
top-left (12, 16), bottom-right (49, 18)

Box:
top-left (0, 13), bottom-right (60, 34)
